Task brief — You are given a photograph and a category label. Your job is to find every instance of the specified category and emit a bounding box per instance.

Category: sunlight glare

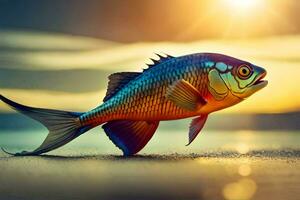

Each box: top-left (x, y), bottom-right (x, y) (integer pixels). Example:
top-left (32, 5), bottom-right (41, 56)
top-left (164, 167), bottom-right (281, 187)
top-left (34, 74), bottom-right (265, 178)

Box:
top-left (223, 178), bottom-right (257, 200)
top-left (222, 0), bottom-right (265, 17)
top-left (224, 0), bottom-right (259, 10)
top-left (236, 143), bottom-right (250, 154)
top-left (238, 164), bottom-right (252, 176)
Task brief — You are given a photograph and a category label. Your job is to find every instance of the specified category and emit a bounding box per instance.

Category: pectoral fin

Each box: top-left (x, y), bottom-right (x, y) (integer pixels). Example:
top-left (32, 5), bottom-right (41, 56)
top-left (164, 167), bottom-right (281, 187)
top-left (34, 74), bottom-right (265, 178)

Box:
top-left (186, 114), bottom-right (208, 145)
top-left (166, 79), bottom-right (207, 111)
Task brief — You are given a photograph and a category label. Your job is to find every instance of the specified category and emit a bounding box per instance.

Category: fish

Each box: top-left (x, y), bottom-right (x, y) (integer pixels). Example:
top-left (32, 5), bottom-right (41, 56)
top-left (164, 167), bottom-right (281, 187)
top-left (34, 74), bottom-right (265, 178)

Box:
top-left (0, 53), bottom-right (268, 156)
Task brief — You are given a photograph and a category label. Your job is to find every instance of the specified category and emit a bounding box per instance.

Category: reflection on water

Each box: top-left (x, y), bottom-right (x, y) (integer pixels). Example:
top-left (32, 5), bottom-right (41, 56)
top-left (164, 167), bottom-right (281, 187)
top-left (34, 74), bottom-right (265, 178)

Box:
top-left (238, 164), bottom-right (252, 176)
top-left (221, 148), bottom-right (255, 200)
top-left (223, 162), bottom-right (255, 200)
top-left (223, 178), bottom-right (257, 200)
top-left (235, 143), bottom-right (250, 154)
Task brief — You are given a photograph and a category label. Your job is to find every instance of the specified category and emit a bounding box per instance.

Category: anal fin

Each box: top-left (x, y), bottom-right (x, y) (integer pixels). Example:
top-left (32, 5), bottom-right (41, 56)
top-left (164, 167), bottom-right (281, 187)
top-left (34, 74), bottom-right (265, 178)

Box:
top-left (102, 120), bottom-right (159, 156)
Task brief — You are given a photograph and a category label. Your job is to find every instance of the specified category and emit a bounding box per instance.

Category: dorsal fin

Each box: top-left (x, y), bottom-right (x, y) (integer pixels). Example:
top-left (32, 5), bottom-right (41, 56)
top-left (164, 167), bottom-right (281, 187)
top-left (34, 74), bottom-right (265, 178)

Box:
top-left (144, 53), bottom-right (175, 71)
top-left (103, 72), bottom-right (141, 102)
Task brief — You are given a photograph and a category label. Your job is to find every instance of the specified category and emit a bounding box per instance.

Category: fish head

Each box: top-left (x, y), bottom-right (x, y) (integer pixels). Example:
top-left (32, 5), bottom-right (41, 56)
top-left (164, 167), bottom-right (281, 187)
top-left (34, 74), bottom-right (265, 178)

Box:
top-left (206, 54), bottom-right (268, 109)
top-left (221, 62), bottom-right (268, 99)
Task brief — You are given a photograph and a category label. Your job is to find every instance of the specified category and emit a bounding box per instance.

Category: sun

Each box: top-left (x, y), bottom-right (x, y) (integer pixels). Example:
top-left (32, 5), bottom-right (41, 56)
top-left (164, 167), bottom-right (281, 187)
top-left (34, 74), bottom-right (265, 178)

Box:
top-left (223, 0), bottom-right (261, 13)
top-left (227, 0), bottom-right (257, 8)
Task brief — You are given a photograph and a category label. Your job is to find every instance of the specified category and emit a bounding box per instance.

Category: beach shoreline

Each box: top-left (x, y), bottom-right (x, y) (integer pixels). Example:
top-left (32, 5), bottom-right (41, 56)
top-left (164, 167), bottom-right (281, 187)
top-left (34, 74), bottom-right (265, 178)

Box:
top-left (0, 150), bottom-right (299, 200)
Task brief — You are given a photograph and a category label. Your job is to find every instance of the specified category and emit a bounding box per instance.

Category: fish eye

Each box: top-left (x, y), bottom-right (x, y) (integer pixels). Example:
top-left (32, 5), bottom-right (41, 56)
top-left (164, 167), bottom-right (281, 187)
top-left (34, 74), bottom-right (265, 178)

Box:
top-left (237, 64), bottom-right (252, 79)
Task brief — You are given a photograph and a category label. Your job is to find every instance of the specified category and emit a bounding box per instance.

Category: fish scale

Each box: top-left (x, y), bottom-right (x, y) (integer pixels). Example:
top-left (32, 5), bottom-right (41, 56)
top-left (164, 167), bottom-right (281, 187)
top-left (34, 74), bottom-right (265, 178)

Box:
top-left (80, 54), bottom-right (211, 125)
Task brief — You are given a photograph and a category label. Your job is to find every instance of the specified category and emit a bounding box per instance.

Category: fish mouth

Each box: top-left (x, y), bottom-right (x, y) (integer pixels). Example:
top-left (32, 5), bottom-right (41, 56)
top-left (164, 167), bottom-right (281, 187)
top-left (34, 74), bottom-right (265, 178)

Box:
top-left (253, 70), bottom-right (268, 87)
top-left (238, 67), bottom-right (268, 99)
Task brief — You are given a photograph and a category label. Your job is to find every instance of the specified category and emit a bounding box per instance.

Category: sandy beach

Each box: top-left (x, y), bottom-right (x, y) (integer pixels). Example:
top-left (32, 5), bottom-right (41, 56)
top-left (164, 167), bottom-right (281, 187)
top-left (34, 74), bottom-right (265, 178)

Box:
top-left (0, 149), bottom-right (299, 200)
top-left (0, 130), bottom-right (299, 200)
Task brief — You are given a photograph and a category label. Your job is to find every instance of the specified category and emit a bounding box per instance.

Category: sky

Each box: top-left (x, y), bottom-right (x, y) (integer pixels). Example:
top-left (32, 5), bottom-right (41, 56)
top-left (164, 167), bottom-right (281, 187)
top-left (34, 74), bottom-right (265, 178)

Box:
top-left (0, 0), bottom-right (300, 114)
top-left (0, 0), bottom-right (300, 42)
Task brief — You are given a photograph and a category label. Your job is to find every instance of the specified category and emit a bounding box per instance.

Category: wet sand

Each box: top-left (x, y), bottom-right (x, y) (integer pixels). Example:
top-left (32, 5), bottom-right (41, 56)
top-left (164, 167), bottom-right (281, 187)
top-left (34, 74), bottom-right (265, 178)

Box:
top-left (0, 150), bottom-right (299, 200)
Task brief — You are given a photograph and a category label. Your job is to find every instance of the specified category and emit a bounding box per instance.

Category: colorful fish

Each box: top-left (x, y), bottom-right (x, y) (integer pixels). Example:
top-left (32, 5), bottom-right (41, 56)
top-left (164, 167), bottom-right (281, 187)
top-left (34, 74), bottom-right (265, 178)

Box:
top-left (0, 53), bottom-right (267, 156)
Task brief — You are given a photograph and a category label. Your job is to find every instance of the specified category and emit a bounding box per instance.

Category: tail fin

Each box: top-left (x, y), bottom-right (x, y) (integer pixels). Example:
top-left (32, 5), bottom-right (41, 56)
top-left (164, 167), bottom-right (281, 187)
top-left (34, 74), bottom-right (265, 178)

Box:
top-left (0, 95), bottom-right (93, 156)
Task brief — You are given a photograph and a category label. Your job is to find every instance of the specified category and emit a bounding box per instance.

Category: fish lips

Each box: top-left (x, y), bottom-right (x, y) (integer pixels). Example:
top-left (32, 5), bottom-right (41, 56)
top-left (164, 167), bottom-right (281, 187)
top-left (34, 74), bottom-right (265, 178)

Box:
top-left (252, 68), bottom-right (268, 90)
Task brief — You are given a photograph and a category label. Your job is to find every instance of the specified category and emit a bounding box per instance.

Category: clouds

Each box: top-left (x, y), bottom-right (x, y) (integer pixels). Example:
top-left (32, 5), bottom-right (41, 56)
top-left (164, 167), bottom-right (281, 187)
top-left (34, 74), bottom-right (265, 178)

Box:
top-left (0, 30), bottom-right (300, 113)
top-left (0, 68), bottom-right (111, 93)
